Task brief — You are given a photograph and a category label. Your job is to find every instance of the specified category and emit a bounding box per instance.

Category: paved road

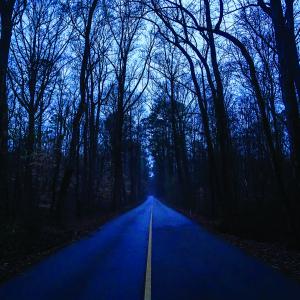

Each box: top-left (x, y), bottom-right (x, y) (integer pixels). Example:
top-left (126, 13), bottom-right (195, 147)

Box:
top-left (1, 196), bottom-right (300, 299)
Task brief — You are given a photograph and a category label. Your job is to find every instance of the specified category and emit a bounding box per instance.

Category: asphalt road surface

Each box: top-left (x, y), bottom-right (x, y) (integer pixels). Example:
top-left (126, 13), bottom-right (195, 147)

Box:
top-left (1, 196), bottom-right (300, 299)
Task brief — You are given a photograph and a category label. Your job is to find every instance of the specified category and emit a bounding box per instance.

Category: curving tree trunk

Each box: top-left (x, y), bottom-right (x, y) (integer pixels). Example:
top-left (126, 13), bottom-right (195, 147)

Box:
top-left (203, 0), bottom-right (236, 225)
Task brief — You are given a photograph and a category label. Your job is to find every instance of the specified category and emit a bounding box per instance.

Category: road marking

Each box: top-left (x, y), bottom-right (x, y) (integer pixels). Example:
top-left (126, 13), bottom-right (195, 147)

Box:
top-left (144, 206), bottom-right (153, 300)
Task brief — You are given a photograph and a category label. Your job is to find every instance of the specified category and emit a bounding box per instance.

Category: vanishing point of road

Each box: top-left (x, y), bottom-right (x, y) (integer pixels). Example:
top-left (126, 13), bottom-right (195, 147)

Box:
top-left (1, 196), bottom-right (300, 299)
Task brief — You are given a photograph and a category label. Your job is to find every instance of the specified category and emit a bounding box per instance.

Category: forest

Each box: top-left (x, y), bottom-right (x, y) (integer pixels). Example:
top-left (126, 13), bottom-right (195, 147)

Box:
top-left (0, 0), bottom-right (300, 247)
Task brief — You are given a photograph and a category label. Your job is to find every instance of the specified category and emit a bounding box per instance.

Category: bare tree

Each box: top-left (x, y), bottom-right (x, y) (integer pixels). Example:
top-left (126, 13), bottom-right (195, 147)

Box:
top-left (104, 0), bottom-right (153, 210)
top-left (0, 0), bottom-right (26, 215)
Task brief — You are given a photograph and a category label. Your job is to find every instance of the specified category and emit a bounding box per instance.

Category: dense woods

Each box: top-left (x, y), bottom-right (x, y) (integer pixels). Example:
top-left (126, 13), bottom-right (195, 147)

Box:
top-left (0, 0), bottom-right (300, 244)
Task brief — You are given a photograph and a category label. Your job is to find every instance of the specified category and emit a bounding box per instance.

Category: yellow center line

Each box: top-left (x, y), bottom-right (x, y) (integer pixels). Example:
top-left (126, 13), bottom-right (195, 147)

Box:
top-left (144, 205), bottom-right (153, 300)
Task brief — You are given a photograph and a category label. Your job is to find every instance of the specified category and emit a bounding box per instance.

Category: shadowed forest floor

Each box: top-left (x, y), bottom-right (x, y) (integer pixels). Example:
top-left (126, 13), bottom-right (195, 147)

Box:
top-left (0, 214), bottom-right (114, 283)
top-left (220, 233), bottom-right (300, 283)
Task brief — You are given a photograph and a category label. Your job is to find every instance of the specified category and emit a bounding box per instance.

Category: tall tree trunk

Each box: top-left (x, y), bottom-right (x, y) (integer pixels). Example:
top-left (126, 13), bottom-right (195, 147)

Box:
top-left (128, 110), bottom-right (137, 203)
top-left (169, 80), bottom-right (192, 209)
top-left (57, 0), bottom-right (98, 224)
top-left (268, 0), bottom-right (300, 181)
top-left (112, 106), bottom-right (124, 211)
top-left (179, 43), bottom-right (220, 215)
top-left (82, 96), bottom-right (89, 212)
top-left (214, 27), bottom-right (296, 237)
top-left (0, 0), bottom-right (15, 216)
top-left (24, 110), bottom-right (36, 227)
top-left (204, 0), bottom-right (235, 224)
top-left (88, 74), bottom-right (97, 210)
top-left (112, 50), bottom-right (128, 210)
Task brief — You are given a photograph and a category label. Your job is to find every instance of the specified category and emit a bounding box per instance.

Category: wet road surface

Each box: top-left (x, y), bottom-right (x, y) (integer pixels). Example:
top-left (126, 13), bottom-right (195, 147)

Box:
top-left (1, 196), bottom-right (300, 299)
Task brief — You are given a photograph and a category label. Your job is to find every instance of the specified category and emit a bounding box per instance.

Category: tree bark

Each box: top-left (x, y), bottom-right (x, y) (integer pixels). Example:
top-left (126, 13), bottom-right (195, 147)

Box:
top-left (268, 0), bottom-right (300, 180)
top-left (204, 0), bottom-right (235, 224)
top-left (0, 0), bottom-right (15, 215)
top-left (112, 101), bottom-right (125, 211)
